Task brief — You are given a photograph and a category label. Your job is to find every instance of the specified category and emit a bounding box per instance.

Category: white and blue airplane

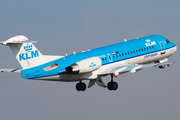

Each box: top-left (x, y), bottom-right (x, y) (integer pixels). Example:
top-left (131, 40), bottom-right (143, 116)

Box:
top-left (0, 35), bottom-right (177, 91)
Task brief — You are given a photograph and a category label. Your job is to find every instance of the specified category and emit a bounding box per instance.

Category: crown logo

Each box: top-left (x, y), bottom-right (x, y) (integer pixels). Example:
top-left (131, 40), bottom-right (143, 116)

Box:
top-left (24, 43), bottom-right (33, 51)
top-left (145, 39), bottom-right (151, 42)
top-left (90, 62), bottom-right (96, 68)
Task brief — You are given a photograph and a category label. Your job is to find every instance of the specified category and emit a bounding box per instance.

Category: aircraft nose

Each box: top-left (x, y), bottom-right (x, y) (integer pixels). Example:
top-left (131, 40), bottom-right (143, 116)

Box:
top-left (174, 45), bottom-right (177, 52)
top-left (172, 45), bottom-right (177, 54)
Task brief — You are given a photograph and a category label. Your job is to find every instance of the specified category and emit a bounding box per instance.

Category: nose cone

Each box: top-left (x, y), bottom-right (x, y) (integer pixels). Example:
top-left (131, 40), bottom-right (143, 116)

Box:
top-left (174, 45), bottom-right (177, 52)
top-left (172, 45), bottom-right (177, 55)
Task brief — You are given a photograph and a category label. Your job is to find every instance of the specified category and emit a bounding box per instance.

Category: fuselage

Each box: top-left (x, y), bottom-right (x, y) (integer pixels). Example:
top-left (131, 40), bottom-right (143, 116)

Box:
top-left (21, 35), bottom-right (177, 81)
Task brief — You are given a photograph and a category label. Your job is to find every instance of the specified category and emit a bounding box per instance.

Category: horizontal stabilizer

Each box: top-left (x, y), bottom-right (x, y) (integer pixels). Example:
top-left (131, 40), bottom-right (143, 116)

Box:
top-left (0, 68), bottom-right (22, 73)
top-left (0, 40), bottom-right (37, 45)
top-left (0, 35), bottom-right (37, 45)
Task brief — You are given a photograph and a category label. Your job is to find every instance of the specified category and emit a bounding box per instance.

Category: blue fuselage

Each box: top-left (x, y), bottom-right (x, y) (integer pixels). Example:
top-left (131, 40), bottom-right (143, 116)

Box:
top-left (21, 35), bottom-right (176, 80)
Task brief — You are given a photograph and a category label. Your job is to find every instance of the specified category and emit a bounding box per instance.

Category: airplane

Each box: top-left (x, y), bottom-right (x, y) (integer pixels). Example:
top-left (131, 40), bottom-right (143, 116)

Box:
top-left (0, 35), bottom-right (177, 91)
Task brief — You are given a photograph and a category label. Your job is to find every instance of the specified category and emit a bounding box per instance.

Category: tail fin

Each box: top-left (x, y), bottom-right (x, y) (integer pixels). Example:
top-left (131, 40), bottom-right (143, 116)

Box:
top-left (0, 35), bottom-right (47, 68)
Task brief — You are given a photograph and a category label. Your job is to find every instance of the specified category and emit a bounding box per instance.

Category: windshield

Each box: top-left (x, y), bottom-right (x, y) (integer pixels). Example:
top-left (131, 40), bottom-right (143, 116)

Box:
top-left (166, 39), bottom-right (170, 44)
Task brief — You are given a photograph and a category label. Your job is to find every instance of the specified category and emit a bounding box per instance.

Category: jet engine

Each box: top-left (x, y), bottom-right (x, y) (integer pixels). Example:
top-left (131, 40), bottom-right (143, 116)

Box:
top-left (65, 57), bottom-right (102, 74)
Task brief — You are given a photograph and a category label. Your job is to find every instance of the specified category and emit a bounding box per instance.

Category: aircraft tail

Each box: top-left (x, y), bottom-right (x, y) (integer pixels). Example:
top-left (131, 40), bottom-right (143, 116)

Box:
top-left (0, 35), bottom-right (47, 69)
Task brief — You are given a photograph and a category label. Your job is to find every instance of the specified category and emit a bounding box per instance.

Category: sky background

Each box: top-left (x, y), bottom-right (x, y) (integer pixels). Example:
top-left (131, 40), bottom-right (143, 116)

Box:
top-left (0, 0), bottom-right (179, 120)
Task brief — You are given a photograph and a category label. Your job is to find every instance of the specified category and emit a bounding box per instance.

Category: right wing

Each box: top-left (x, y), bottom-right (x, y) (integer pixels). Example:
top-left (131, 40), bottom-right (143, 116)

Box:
top-left (98, 62), bottom-right (175, 77)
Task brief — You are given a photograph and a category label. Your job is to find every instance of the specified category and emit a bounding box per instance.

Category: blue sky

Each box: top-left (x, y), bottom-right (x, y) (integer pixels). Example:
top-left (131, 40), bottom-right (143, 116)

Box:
top-left (0, 1), bottom-right (180, 120)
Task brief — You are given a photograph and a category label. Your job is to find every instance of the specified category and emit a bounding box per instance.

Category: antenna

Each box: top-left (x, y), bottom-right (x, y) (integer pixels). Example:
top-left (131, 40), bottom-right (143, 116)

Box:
top-left (73, 51), bottom-right (76, 54)
top-left (124, 39), bottom-right (127, 42)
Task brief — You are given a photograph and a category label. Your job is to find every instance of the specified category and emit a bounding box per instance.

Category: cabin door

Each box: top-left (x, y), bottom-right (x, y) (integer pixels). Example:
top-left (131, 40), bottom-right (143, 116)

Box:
top-left (159, 41), bottom-right (166, 55)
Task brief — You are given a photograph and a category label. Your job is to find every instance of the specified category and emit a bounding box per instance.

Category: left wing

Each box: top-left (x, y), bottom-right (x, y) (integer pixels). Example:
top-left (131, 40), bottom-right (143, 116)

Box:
top-left (98, 62), bottom-right (174, 77)
top-left (0, 68), bottom-right (22, 73)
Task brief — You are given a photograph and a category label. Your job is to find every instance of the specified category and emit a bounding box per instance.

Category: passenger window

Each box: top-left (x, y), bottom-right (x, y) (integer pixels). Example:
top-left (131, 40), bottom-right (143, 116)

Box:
top-left (144, 48), bottom-right (146, 50)
top-left (131, 51), bottom-right (133, 54)
top-left (152, 46), bottom-right (154, 49)
top-left (119, 54), bottom-right (121, 57)
top-left (133, 51), bottom-right (135, 53)
top-left (105, 58), bottom-right (107, 60)
top-left (128, 52), bottom-right (130, 55)
top-left (116, 55), bottom-right (118, 57)
top-left (113, 56), bottom-right (115, 58)
top-left (141, 48), bottom-right (143, 51)
top-left (149, 46), bottom-right (151, 49)
top-left (139, 49), bottom-right (141, 52)
top-left (122, 53), bottom-right (124, 56)
top-left (147, 47), bottom-right (149, 50)
top-left (125, 53), bottom-right (127, 55)
top-left (102, 58), bottom-right (104, 61)
top-left (136, 50), bottom-right (138, 52)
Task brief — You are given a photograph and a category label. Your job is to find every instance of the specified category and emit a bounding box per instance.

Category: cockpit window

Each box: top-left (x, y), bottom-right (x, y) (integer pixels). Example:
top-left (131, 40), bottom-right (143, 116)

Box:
top-left (166, 39), bottom-right (170, 44)
top-left (43, 63), bottom-right (58, 71)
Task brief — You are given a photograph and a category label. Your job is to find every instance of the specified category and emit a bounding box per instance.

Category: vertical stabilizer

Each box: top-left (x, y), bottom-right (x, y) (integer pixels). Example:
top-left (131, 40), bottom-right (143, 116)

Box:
top-left (0, 35), bottom-right (47, 68)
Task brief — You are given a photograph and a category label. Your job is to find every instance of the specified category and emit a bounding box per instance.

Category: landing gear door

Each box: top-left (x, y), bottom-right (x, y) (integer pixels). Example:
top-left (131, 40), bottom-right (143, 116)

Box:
top-left (159, 41), bottom-right (166, 55)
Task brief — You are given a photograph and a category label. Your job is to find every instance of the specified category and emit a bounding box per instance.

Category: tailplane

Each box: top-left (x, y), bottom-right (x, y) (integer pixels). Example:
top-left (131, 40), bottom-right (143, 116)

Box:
top-left (0, 35), bottom-right (47, 68)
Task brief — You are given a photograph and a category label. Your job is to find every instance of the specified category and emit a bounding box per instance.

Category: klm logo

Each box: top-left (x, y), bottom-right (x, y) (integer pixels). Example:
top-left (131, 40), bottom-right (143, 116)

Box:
top-left (19, 44), bottom-right (39, 61)
top-left (90, 62), bottom-right (96, 68)
top-left (145, 39), bottom-right (156, 47)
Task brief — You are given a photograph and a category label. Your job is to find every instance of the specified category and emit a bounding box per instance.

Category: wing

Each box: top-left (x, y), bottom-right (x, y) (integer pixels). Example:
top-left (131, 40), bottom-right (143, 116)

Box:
top-left (0, 68), bottom-right (22, 73)
top-left (98, 62), bottom-right (175, 77)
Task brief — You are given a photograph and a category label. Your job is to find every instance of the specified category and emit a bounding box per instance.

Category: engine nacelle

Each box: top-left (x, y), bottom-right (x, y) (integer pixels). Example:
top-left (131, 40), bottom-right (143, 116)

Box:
top-left (65, 57), bottom-right (102, 74)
